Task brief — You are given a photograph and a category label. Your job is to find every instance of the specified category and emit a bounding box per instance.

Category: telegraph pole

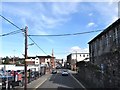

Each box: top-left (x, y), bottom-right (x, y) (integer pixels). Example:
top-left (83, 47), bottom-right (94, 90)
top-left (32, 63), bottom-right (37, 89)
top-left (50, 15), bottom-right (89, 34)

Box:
top-left (24, 26), bottom-right (28, 90)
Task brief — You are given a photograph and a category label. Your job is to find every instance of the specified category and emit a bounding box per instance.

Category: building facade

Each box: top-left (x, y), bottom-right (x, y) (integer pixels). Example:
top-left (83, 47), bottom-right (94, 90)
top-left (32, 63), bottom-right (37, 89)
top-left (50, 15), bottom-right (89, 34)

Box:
top-left (26, 55), bottom-right (55, 74)
top-left (37, 55), bottom-right (55, 69)
top-left (88, 18), bottom-right (120, 88)
top-left (67, 53), bottom-right (89, 70)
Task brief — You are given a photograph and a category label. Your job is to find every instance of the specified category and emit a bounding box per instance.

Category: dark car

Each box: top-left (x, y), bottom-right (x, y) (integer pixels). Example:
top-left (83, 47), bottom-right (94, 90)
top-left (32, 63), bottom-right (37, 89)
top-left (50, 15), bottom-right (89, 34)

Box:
top-left (56, 66), bottom-right (61, 69)
top-left (51, 69), bottom-right (57, 74)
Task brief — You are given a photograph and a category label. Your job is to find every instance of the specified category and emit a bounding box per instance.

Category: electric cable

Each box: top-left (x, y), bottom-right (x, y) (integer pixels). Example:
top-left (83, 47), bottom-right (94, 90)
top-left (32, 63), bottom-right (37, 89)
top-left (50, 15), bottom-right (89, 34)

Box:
top-left (0, 29), bottom-right (23, 37)
top-left (28, 30), bottom-right (103, 37)
top-left (0, 14), bottom-right (47, 55)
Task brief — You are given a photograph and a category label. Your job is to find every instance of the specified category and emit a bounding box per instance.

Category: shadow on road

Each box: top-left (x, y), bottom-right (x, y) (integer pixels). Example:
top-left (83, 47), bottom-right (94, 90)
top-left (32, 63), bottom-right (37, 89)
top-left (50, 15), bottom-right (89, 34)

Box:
top-left (57, 86), bottom-right (85, 90)
top-left (72, 73), bottom-right (93, 88)
top-left (49, 70), bottom-right (84, 89)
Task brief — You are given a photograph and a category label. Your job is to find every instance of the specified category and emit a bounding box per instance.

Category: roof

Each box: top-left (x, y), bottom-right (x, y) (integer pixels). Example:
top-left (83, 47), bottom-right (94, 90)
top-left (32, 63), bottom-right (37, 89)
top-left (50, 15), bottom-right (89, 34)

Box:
top-left (27, 55), bottom-right (55, 59)
top-left (67, 53), bottom-right (89, 58)
top-left (88, 18), bottom-right (120, 44)
top-left (37, 55), bottom-right (55, 58)
top-left (71, 53), bottom-right (89, 54)
top-left (27, 57), bottom-right (36, 59)
top-left (68, 53), bottom-right (89, 56)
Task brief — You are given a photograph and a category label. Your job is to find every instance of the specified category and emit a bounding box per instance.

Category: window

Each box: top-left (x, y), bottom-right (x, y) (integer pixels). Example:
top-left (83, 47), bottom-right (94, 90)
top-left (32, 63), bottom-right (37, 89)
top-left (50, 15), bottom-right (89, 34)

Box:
top-left (113, 29), bottom-right (116, 42)
top-left (106, 33), bottom-right (109, 46)
top-left (104, 34), bottom-right (106, 47)
top-left (118, 25), bottom-right (120, 44)
top-left (83, 54), bottom-right (85, 57)
top-left (115, 27), bottom-right (118, 44)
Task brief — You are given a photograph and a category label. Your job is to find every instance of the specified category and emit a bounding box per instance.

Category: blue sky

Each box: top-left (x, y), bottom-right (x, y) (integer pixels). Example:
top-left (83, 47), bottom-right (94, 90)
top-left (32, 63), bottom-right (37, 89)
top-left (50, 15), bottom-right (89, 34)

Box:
top-left (0, 1), bottom-right (118, 59)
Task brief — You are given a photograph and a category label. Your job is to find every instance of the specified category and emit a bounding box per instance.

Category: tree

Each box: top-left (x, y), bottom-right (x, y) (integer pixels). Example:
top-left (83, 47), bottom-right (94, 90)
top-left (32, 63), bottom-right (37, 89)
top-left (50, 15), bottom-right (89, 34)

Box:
top-left (3, 56), bottom-right (10, 64)
top-left (16, 61), bottom-right (20, 65)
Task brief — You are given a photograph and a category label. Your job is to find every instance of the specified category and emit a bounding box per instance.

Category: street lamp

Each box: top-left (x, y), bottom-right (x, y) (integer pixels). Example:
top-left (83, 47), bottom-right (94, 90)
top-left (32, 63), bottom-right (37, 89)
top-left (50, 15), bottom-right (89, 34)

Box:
top-left (22, 43), bottom-right (34, 57)
top-left (12, 50), bottom-right (16, 64)
top-left (28, 43), bottom-right (34, 46)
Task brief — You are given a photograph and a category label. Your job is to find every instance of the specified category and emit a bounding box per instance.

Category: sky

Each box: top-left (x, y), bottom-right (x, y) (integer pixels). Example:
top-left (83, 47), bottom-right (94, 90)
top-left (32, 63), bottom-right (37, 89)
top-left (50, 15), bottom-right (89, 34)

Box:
top-left (0, 0), bottom-right (119, 59)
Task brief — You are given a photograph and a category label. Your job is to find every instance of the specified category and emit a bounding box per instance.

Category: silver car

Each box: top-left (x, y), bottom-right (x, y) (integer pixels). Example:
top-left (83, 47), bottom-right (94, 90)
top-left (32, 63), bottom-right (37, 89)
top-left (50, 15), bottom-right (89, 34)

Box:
top-left (62, 70), bottom-right (68, 76)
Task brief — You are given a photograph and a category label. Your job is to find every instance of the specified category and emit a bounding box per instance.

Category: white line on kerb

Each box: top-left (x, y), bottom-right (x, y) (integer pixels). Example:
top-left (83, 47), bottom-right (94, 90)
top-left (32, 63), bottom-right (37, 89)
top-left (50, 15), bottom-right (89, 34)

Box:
top-left (70, 73), bottom-right (87, 90)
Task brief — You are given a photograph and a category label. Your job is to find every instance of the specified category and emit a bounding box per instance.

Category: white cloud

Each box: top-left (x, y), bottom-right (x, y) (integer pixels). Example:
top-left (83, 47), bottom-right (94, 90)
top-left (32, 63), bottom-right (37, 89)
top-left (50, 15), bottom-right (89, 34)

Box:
top-left (33, 28), bottom-right (55, 43)
top-left (3, 2), bottom-right (79, 29)
top-left (35, 29), bottom-right (48, 35)
top-left (52, 2), bottom-right (79, 16)
top-left (40, 14), bottom-right (69, 28)
top-left (105, 16), bottom-right (118, 28)
top-left (69, 46), bottom-right (89, 53)
top-left (87, 22), bottom-right (95, 27)
top-left (112, 16), bottom-right (118, 22)
top-left (2, 2), bottom-right (80, 43)
top-left (88, 13), bottom-right (93, 16)
top-left (90, 2), bottom-right (118, 27)
top-left (45, 38), bottom-right (55, 43)
top-left (108, 0), bottom-right (114, 5)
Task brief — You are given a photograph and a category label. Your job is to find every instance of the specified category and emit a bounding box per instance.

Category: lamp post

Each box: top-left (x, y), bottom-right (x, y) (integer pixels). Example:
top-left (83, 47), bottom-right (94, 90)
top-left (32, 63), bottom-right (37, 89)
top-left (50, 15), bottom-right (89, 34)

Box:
top-left (13, 50), bottom-right (16, 64)
top-left (75, 51), bottom-right (77, 72)
top-left (28, 43), bottom-right (34, 46)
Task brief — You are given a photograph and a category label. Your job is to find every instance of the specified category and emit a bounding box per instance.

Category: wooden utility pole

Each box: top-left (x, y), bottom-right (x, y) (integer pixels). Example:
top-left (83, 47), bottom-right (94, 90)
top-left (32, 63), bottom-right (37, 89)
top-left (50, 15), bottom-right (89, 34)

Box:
top-left (24, 26), bottom-right (28, 90)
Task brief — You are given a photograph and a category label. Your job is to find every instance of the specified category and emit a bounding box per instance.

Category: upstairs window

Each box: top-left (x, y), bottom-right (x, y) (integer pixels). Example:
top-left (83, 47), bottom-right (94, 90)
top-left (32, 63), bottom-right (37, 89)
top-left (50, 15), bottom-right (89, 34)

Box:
top-left (83, 55), bottom-right (85, 57)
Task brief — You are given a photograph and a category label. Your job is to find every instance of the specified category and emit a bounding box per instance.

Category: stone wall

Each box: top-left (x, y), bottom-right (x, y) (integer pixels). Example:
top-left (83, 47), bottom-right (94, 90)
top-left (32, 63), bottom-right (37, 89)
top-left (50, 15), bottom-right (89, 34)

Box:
top-left (77, 52), bottom-right (120, 88)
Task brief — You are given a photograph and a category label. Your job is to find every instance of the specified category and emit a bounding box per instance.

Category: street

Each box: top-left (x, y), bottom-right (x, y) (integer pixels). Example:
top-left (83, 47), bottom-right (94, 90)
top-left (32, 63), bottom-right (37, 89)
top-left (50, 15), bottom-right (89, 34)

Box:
top-left (36, 69), bottom-right (86, 90)
top-left (0, 1), bottom-right (120, 89)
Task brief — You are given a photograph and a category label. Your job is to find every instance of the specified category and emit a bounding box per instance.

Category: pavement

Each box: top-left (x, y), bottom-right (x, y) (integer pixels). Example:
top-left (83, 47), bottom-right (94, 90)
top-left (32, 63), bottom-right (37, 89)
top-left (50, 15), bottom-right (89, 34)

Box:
top-left (14, 73), bottom-right (51, 90)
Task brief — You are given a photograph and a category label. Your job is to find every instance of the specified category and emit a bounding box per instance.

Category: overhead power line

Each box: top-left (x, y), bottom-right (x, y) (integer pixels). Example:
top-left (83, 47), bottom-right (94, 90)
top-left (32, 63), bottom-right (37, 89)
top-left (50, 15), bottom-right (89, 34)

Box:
top-left (0, 15), bottom-right (21, 30)
top-left (0, 14), bottom-right (47, 55)
top-left (28, 30), bottom-right (103, 37)
top-left (28, 36), bottom-right (47, 55)
top-left (0, 29), bottom-right (23, 37)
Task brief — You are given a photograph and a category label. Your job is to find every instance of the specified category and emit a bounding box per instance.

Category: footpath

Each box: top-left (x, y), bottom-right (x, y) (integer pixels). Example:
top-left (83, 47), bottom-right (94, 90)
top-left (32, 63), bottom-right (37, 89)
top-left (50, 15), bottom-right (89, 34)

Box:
top-left (14, 73), bottom-right (51, 90)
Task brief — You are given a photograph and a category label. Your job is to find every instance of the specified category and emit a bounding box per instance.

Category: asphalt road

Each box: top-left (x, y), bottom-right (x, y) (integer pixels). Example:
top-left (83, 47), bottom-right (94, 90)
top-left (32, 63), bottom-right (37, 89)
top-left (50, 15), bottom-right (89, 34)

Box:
top-left (36, 69), bottom-right (86, 90)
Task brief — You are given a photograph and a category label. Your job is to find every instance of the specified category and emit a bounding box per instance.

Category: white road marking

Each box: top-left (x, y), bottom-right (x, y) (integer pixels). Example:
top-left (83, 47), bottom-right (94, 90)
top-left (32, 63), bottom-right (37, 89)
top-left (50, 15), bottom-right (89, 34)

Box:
top-left (33, 78), bottom-right (47, 90)
top-left (70, 73), bottom-right (87, 90)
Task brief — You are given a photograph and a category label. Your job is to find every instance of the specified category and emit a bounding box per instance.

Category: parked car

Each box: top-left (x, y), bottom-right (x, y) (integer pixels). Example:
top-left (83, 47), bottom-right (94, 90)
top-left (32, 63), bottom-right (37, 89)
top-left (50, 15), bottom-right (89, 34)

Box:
top-left (0, 71), bottom-right (14, 89)
top-left (62, 70), bottom-right (68, 76)
top-left (56, 66), bottom-right (61, 69)
top-left (51, 69), bottom-right (57, 74)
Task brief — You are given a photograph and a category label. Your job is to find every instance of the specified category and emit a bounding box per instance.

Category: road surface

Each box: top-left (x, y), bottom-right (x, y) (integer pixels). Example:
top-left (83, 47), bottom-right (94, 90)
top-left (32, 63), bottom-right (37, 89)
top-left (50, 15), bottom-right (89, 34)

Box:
top-left (36, 69), bottom-right (86, 90)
